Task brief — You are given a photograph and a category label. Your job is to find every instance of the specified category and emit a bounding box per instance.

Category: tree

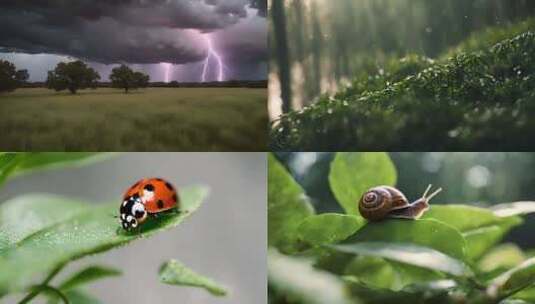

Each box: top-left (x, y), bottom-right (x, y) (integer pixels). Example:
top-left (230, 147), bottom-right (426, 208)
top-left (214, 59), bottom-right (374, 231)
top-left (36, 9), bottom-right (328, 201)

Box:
top-left (133, 71), bottom-right (149, 89)
top-left (271, 0), bottom-right (291, 114)
top-left (46, 60), bottom-right (100, 94)
top-left (110, 65), bottom-right (150, 93)
top-left (0, 60), bottom-right (29, 93)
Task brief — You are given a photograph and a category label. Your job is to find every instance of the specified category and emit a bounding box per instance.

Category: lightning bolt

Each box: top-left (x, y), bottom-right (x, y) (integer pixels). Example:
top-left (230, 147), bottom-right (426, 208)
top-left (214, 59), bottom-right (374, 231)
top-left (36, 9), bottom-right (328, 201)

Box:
top-left (201, 35), bottom-right (224, 82)
top-left (162, 62), bottom-right (172, 83)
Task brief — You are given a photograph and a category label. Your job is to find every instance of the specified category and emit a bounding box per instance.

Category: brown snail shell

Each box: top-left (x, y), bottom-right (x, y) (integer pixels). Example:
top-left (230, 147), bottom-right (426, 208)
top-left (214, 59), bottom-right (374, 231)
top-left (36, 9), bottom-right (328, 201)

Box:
top-left (359, 184), bottom-right (441, 221)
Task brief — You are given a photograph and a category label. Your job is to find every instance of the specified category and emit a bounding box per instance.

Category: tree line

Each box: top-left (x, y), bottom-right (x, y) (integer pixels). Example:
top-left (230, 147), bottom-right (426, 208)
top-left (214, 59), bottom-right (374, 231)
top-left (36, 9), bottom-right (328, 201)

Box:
top-left (0, 59), bottom-right (149, 94)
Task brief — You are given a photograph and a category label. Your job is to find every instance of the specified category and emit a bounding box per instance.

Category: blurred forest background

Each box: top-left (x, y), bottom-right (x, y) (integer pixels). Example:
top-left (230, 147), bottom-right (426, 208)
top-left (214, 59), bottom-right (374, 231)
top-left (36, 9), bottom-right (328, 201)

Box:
top-left (269, 0), bottom-right (535, 118)
top-left (275, 152), bottom-right (535, 248)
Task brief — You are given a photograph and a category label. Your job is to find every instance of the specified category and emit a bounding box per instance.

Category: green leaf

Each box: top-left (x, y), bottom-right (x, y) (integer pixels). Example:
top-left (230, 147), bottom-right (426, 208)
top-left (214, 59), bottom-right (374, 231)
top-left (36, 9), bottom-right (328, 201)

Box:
top-left (46, 288), bottom-right (103, 304)
top-left (0, 153), bottom-right (21, 185)
top-left (329, 152), bottom-right (397, 215)
top-left (0, 153), bottom-right (112, 187)
top-left (478, 244), bottom-right (526, 273)
top-left (0, 185), bottom-right (208, 294)
top-left (423, 205), bottom-right (522, 260)
top-left (344, 277), bottom-right (455, 304)
top-left (268, 248), bottom-right (355, 304)
top-left (343, 257), bottom-right (442, 291)
top-left (423, 205), bottom-right (521, 232)
top-left (513, 287), bottom-right (535, 302)
top-left (499, 300), bottom-right (531, 304)
top-left (331, 242), bottom-right (473, 277)
top-left (492, 202), bottom-right (535, 217)
top-left (297, 214), bottom-right (365, 246)
top-left (488, 257), bottom-right (535, 300)
top-left (15, 152), bottom-right (108, 172)
top-left (159, 259), bottom-right (227, 296)
top-left (463, 226), bottom-right (515, 261)
top-left (0, 195), bottom-right (90, 251)
top-left (60, 265), bottom-right (122, 291)
top-left (268, 153), bottom-right (314, 253)
top-left (345, 219), bottom-right (467, 261)
top-left (344, 256), bottom-right (398, 290)
top-left (64, 289), bottom-right (103, 304)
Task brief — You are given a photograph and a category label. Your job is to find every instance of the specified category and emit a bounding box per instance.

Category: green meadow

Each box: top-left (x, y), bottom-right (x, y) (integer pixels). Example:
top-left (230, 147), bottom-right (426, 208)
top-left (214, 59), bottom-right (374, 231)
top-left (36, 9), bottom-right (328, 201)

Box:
top-left (0, 87), bottom-right (267, 151)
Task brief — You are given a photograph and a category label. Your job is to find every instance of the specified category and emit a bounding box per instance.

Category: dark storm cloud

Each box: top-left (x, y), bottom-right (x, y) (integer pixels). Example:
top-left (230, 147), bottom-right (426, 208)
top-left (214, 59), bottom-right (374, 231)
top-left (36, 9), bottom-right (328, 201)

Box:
top-left (0, 0), bottom-right (266, 65)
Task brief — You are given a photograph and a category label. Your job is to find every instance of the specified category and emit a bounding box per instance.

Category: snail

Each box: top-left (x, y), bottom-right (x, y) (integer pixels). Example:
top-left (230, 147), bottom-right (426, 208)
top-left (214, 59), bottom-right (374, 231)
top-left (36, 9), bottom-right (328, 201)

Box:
top-left (359, 184), bottom-right (442, 221)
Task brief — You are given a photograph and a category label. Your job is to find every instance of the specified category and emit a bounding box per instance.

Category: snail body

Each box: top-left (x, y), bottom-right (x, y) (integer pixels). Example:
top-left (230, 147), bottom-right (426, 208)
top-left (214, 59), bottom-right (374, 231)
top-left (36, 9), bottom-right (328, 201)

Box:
top-left (359, 184), bottom-right (442, 221)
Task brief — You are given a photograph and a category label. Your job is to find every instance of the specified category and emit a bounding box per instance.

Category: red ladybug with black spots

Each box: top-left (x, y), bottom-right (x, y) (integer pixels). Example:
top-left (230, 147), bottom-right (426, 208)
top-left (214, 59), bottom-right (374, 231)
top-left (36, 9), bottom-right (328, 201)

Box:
top-left (119, 178), bottom-right (179, 230)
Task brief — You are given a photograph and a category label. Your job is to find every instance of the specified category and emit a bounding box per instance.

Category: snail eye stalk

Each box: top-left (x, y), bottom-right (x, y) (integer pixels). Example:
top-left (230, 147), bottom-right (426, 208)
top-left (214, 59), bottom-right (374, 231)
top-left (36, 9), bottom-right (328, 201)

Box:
top-left (421, 184), bottom-right (442, 201)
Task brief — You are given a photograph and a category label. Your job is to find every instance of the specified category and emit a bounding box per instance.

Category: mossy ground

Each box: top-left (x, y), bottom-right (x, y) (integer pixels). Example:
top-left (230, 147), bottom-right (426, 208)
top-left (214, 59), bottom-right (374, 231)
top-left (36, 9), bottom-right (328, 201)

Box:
top-left (271, 25), bottom-right (535, 151)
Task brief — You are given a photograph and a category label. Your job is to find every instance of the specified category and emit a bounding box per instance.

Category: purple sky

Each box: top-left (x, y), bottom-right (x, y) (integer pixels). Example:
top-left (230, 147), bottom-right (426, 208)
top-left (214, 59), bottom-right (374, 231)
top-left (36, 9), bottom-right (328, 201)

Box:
top-left (0, 0), bottom-right (267, 82)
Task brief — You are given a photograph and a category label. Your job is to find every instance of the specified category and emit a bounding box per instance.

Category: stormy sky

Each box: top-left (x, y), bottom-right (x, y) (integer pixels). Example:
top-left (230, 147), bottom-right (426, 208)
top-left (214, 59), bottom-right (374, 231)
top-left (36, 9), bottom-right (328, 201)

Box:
top-left (0, 0), bottom-right (267, 82)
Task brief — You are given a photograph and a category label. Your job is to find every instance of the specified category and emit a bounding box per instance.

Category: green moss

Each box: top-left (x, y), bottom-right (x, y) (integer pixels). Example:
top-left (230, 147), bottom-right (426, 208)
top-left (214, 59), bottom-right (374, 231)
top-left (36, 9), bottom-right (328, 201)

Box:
top-left (271, 31), bottom-right (535, 150)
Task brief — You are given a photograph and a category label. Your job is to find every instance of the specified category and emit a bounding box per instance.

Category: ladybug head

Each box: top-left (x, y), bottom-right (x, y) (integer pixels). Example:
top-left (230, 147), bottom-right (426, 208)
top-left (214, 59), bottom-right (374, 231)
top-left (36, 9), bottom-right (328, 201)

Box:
top-left (119, 195), bottom-right (147, 230)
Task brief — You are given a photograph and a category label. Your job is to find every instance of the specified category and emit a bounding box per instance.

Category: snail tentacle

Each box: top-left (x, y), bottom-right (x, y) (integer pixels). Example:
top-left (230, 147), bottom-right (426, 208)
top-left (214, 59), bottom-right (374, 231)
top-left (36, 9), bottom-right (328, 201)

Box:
top-left (423, 185), bottom-right (442, 201)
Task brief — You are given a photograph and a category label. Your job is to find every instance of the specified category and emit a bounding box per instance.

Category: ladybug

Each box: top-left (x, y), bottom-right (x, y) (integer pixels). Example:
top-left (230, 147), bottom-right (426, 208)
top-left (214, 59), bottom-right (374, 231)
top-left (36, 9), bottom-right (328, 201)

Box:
top-left (119, 178), bottom-right (179, 230)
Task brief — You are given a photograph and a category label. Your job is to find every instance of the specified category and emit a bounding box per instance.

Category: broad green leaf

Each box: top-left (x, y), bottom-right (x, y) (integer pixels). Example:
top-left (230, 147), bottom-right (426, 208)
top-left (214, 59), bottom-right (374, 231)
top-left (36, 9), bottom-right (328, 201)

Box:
top-left (423, 205), bottom-right (522, 260)
top-left (0, 185), bottom-right (208, 294)
top-left (14, 153), bottom-right (111, 175)
top-left (0, 195), bottom-right (89, 251)
top-left (329, 152), bottom-right (396, 215)
top-left (513, 287), bottom-right (535, 302)
top-left (268, 249), bottom-right (355, 304)
top-left (268, 153), bottom-right (314, 253)
top-left (331, 242), bottom-right (473, 277)
top-left (63, 289), bottom-right (102, 304)
top-left (499, 300), bottom-right (531, 304)
top-left (423, 205), bottom-right (522, 232)
top-left (344, 257), bottom-right (442, 291)
top-left (344, 256), bottom-right (398, 290)
top-left (344, 277), bottom-right (455, 304)
top-left (0, 153), bottom-right (20, 185)
top-left (345, 219), bottom-right (467, 261)
top-left (0, 153), bottom-right (112, 187)
top-left (47, 288), bottom-right (103, 304)
top-left (159, 259), bottom-right (227, 296)
top-left (60, 265), bottom-right (122, 291)
top-left (479, 244), bottom-right (525, 273)
top-left (297, 214), bottom-right (365, 246)
top-left (492, 202), bottom-right (535, 217)
top-left (464, 226), bottom-right (515, 261)
top-left (488, 257), bottom-right (535, 300)
top-left (391, 261), bottom-right (445, 289)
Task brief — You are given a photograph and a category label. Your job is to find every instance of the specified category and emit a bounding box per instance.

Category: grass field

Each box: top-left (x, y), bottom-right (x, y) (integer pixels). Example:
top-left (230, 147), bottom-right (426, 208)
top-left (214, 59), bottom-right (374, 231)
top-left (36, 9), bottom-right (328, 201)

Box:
top-left (0, 87), bottom-right (267, 151)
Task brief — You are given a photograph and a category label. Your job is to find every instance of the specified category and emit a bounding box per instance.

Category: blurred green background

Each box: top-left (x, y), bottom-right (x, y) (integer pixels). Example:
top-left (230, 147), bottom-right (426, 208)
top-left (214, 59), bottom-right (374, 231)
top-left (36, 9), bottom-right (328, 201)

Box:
top-left (269, 0), bottom-right (535, 117)
top-left (275, 152), bottom-right (535, 248)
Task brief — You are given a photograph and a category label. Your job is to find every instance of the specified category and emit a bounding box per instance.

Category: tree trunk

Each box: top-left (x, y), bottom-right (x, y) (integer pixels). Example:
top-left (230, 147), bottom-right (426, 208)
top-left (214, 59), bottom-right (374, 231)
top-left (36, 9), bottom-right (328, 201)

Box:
top-left (125, 87), bottom-right (128, 94)
top-left (271, 0), bottom-right (292, 114)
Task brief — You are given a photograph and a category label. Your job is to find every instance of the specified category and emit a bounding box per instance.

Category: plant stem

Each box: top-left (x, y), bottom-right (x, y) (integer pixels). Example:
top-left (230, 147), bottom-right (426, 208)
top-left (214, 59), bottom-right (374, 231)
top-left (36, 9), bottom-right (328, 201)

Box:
top-left (37, 285), bottom-right (70, 304)
top-left (18, 263), bottom-right (66, 304)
